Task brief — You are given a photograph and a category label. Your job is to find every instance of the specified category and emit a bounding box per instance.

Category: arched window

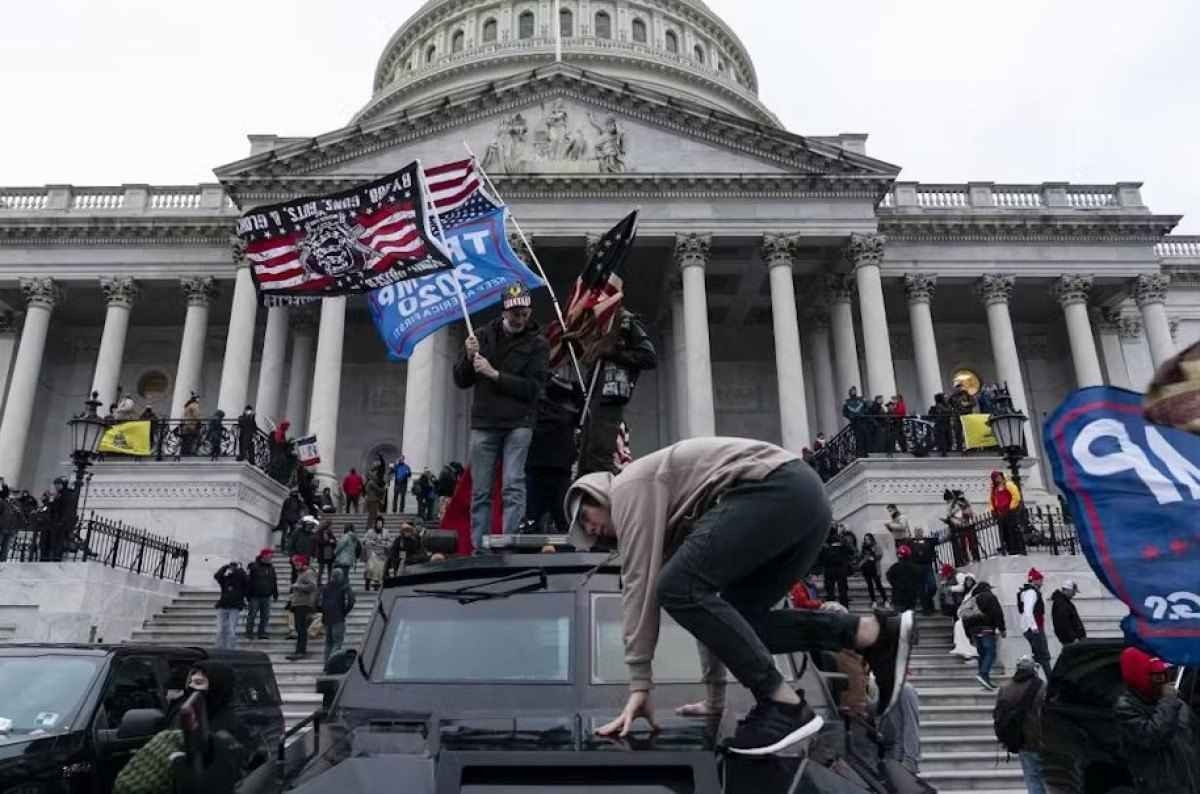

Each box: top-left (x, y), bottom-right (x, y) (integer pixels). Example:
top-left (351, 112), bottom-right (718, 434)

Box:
top-left (594, 11), bottom-right (612, 39)
top-left (451, 30), bottom-right (465, 53)
top-left (693, 44), bottom-right (705, 64)
top-left (631, 18), bottom-right (647, 43)
top-left (664, 30), bottom-right (678, 53)
top-left (559, 8), bottom-right (573, 38)
top-left (482, 18), bottom-right (498, 43)
top-left (518, 10), bottom-right (535, 39)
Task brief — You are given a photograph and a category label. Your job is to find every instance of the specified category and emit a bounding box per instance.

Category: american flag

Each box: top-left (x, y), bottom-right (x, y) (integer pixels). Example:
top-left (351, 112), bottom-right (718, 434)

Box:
top-left (424, 158), bottom-right (500, 226)
top-left (240, 160), bottom-right (464, 299)
top-left (546, 210), bottom-right (638, 368)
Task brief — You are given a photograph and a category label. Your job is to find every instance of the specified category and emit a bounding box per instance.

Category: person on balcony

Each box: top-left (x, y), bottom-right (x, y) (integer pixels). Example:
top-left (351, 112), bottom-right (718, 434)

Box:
top-left (180, 392), bottom-right (202, 457)
top-left (989, 470), bottom-right (1025, 555)
top-left (929, 393), bottom-right (954, 456)
top-left (236, 405), bottom-right (257, 463)
top-left (887, 394), bottom-right (909, 453)
top-left (866, 395), bottom-right (887, 453)
top-left (948, 383), bottom-right (976, 451)
top-left (206, 409), bottom-right (225, 461)
top-left (842, 387), bottom-right (868, 458)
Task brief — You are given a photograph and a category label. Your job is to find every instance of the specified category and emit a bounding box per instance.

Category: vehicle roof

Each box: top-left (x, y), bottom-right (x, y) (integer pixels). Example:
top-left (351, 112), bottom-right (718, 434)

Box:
top-left (382, 551), bottom-right (621, 589)
top-left (0, 643), bottom-right (273, 665)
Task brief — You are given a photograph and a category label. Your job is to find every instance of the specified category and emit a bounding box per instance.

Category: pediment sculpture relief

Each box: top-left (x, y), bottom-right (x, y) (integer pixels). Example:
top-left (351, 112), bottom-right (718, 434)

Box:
top-left (481, 99), bottom-right (627, 174)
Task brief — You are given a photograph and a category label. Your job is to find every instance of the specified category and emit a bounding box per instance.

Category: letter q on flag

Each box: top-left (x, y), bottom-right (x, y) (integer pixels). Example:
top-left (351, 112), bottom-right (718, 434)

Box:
top-left (1044, 386), bottom-right (1200, 665)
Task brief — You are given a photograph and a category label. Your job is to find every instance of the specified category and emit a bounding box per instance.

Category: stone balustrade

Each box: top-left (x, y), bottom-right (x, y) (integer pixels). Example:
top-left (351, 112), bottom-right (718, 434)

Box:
top-left (881, 180), bottom-right (1140, 212)
top-left (1157, 235), bottom-right (1200, 259)
top-left (0, 184), bottom-right (234, 214)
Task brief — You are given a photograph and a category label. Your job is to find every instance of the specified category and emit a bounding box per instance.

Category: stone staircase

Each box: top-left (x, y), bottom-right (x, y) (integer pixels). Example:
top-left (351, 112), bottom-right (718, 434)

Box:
top-left (128, 511), bottom-right (431, 728)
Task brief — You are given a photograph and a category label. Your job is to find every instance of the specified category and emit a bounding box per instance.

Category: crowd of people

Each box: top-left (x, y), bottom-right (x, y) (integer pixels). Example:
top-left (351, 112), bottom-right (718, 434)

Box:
top-left (0, 475), bottom-right (80, 562)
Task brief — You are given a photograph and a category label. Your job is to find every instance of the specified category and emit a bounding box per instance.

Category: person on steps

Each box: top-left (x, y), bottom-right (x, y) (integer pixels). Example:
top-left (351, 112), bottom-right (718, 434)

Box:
top-left (858, 532), bottom-right (887, 606)
top-left (886, 545), bottom-right (923, 613)
top-left (960, 579), bottom-right (1005, 690)
top-left (1018, 568), bottom-right (1053, 680)
top-left (564, 437), bottom-right (915, 756)
top-left (244, 548), bottom-right (277, 640)
top-left (286, 557), bottom-right (318, 660)
top-left (1050, 579), bottom-right (1087, 646)
top-left (319, 567), bottom-right (355, 666)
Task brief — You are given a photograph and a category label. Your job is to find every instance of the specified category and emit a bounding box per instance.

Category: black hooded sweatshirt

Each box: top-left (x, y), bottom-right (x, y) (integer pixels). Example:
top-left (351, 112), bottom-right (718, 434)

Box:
top-left (1050, 590), bottom-right (1087, 644)
top-left (962, 582), bottom-right (1006, 637)
top-left (453, 316), bottom-right (549, 430)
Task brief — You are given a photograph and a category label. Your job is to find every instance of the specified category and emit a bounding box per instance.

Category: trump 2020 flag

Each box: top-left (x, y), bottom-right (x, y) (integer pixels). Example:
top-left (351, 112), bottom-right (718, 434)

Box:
top-left (1044, 386), bottom-right (1200, 665)
top-left (238, 160), bottom-right (454, 302)
top-left (367, 203), bottom-right (542, 360)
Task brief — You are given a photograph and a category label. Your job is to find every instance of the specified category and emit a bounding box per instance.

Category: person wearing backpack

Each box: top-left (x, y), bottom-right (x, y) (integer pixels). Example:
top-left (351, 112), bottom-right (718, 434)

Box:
top-left (993, 656), bottom-right (1046, 794)
top-left (960, 579), bottom-right (1006, 689)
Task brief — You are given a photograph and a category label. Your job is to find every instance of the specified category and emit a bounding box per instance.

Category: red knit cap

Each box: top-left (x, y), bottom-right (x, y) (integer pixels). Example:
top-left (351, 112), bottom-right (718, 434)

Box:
top-left (1027, 567), bottom-right (1044, 582)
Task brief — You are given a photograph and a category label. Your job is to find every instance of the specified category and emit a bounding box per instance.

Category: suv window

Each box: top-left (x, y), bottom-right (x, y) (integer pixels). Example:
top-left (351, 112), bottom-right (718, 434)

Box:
top-left (0, 654), bottom-right (102, 738)
top-left (591, 595), bottom-right (793, 684)
top-left (235, 664), bottom-right (282, 707)
top-left (381, 593), bottom-right (573, 683)
top-left (100, 656), bottom-right (164, 729)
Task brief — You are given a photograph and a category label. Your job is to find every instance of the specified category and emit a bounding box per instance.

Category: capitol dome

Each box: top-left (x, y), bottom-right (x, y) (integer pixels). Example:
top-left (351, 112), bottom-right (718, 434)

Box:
top-left (355, 0), bottom-right (777, 126)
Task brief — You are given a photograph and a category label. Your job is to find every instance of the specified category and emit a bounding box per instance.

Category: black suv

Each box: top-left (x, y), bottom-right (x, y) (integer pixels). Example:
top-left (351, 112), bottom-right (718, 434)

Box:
top-left (0, 643), bottom-right (284, 793)
top-left (1040, 638), bottom-right (1198, 793)
top-left (284, 552), bottom-right (928, 794)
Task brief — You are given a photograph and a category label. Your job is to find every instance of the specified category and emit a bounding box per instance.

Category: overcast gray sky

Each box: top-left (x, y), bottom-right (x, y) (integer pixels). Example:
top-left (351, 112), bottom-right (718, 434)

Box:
top-left (2, 0), bottom-right (1196, 232)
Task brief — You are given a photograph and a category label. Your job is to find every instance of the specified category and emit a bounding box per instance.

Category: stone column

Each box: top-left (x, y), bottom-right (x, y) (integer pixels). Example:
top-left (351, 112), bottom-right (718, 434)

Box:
top-left (825, 274), bottom-right (861, 411)
top-left (402, 327), bottom-right (452, 472)
top-left (171, 278), bottom-right (218, 418)
top-left (284, 308), bottom-right (316, 431)
top-left (806, 311), bottom-right (839, 437)
top-left (762, 234), bottom-right (809, 453)
top-left (253, 306), bottom-right (289, 425)
top-left (0, 312), bottom-right (20, 418)
top-left (976, 274), bottom-right (1032, 441)
top-left (1133, 274), bottom-right (1176, 368)
top-left (216, 261), bottom-right (259, 416)
top-left (0, 278), bottom-right (60, 485)
top-left (1053, 275), bottom-right (1104, 388)
top-left (1095, 309), bottom-right (1131, 389)
top-left (669, 290), bottom-right (689, 440)
top-left (847, 233), bottom-right (896, 400)
top-left (675, 234), bottom-right (715, 437)
top-left (90, 277), bottom-right (139, 410)
top-left (904, 273), bottom-right (943, 410)
top-left (308, 297), bottom-right (346, 486)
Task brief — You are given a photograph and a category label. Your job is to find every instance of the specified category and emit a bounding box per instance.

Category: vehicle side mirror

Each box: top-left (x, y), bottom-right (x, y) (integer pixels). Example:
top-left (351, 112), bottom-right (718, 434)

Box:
top-left (117, 708), bottom-right (166, 739)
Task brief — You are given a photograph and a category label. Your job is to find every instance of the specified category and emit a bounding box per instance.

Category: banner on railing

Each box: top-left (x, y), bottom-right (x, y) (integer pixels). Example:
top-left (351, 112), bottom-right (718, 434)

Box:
top-left (297, 435), bottom-right (320, 467)
top-left (961, 414), bottom-right (998, 450)
top-left (98, 421), bottom-right (152, 456)
top-left (1044, 386), bottom-right (1200, 665)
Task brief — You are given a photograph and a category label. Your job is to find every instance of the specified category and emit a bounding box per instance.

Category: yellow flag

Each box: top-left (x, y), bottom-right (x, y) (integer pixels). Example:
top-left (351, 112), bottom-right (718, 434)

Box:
top-left (98, 420), bottom-right (153, 456)
top-left (961, 413), bottom-right (998, 450)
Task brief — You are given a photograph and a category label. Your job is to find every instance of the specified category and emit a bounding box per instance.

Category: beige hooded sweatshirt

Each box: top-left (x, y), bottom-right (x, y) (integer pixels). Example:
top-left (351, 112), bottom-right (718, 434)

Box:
top-left (565, 436), bottom-right (797, 692)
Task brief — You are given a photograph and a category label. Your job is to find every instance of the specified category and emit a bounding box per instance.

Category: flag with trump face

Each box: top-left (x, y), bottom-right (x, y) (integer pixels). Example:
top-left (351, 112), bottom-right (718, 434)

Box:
top-left (237, 160), bottom-right (455, 302)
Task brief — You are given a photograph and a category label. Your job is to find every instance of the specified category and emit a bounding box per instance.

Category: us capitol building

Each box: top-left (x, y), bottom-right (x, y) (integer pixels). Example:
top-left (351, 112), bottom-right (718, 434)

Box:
top-left (1, 0), bottom-right (1197, 531)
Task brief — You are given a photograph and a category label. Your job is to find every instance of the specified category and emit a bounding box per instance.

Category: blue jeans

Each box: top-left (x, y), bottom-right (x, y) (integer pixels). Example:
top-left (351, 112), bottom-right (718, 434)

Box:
top-left (324, 621), bottom-right (347, 665)
top-left (215, 608), bottom-right (240, 650)
top-left (976, 632), bottom-right (997, 681)
top-left (245, 596), bottom-right (271, 637)
top-left (1019, 751), bottom-right (1046, 794)
top-left (469, 427), bottom-right (533, 550)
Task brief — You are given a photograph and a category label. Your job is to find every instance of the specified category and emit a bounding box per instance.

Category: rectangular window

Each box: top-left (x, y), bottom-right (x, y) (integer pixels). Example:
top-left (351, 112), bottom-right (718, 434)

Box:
top-left (382, 593), bottom-right (572, 682)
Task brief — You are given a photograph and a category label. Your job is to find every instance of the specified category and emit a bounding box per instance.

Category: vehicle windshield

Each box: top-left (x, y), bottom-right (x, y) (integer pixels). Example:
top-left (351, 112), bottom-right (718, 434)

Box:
top-left (381, 592), bottom-right (572, 682)
top-left (0, 655), bottom-right (102, 740)
top-left (591, 594), bottom-right (793, 684)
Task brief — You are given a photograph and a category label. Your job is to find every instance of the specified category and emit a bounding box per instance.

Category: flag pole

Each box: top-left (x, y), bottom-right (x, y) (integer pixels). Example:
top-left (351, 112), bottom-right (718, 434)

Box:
top-left (418, 160), bottom-right (474, 338)
top-left (463, 142), bottom-right (586, 389)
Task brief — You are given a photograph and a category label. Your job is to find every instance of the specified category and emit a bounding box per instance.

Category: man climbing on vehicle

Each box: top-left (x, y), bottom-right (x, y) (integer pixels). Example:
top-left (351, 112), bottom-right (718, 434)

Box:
top-left (566, 437), bottom-right (915, 756)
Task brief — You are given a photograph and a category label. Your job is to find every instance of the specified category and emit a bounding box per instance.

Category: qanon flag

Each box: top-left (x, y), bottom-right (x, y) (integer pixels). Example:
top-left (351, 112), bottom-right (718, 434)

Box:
top-left (238, 160), bottom-right (454, 302)
top-left (1044, 386), bottom-right (1200, 665)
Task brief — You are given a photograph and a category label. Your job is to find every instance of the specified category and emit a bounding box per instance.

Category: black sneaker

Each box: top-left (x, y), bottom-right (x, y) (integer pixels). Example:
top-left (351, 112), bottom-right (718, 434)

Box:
top-left (722, 696), bottom-right (824, 756)
top-left (863, 609), bottom-right (916, 720)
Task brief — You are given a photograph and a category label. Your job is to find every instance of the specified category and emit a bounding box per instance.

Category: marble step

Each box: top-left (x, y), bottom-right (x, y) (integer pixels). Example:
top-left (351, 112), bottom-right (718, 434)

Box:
top-left (918, 769), bottom-right (1026, 791)
top-left (921, 751), bottom-right (1018, 772)
top-left (921, 719), bottom-right (994, 736)
top-left (918, 704), bottom-right (995, 721)
top-left (922, 735), bottom-right (1003, 754)
top-left (910, 687), bottom-right (997, 707)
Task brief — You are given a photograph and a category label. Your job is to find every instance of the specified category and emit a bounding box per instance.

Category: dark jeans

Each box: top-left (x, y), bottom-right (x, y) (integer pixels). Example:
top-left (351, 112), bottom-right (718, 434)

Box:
top-left (824, 572), bottom-right (849, 608)
top-left (850, 419), bottom-right (868, 458)
top-left (293, 606), bottom-right (313, 655)
top-left (579, 402), bottom-right (623, 476)
top-left (324, 621), bottom-right (346, 665)
top-left (524, 467), bottom-right (571, 533)
top-left (921, 566), bottom-right (937, 613)
top-left (416, 497), bottom-right (434, 521)
top-left (999, 511), bottom-right (1026, 555)
top-left (317, 560), bottom-right (333, 586)
top-left (976, 632), bottom-right (997, 681)
top-left (245, 596), bottom-right (271, 637)
top-left (346, 496), bottom-right (360, 513)
top-left (1025, 629), bottom-right (1053, 679)
top-left (951, 414), bottom-right (965, 451)
top-left (861, 564), bottom-right (886, 603)
top-left (655, 460), bottom-right (859, 702)
top-left (392, 483), bottom-right (407, 513)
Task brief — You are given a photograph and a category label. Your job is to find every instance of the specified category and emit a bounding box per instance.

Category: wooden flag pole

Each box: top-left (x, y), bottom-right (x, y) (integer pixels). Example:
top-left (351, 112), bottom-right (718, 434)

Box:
top-left (417, 159), bottom-right (474, 338)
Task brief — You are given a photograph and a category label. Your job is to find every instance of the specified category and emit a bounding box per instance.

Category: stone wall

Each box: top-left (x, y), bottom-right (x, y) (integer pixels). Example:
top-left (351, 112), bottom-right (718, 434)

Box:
top-left (0, 561), bottom-right (181, 644)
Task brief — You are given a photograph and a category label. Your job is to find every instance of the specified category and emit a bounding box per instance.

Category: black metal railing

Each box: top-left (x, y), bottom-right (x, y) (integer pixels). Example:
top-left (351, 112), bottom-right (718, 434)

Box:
top-left (811, 415), bottom-right (942, 481)
top-left (0, 510), bottom-right (189, 582)
top-left (934, 504), bottom-right (1078, 568)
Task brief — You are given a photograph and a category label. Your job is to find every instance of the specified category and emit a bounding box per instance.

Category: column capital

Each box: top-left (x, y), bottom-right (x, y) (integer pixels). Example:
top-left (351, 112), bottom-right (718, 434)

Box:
top-left (1133, 273), bottom-right (1171, 307)
top-left (1094, 307), bottom-right (1124, 332)
top-left (100, 276), bottom-right (139, 309)
top-left (509, 231), bottom-right (533, 265)
top-left (761, 233), bottom-right (796, 270)
top-left (181, 276), bottom-right (219, 308)
top-left (903, 273), bottom-right (938, 305)
top-left (976, 273), bottom-right (1015, 307)
top-left (842, 232), bottom-right (886, 271)
top-left (823, 273), bottom-right (856, 304)
top-left (1118, 315), bottom-right (1143, 340)
top-left (1052, 274), bottom-right (1094, 308)
top-left (19, 277), bottom-right (61, 311)
top-left (800, 307), bottom-right (831, 331)
top-left (288, 305), bottom-right (318, 334)
top-left (674, 233), bottom-right (711, 270)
